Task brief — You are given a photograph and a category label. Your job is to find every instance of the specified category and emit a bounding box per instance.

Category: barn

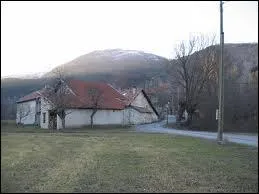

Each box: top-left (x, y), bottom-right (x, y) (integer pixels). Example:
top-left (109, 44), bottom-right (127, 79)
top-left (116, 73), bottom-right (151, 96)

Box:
top-left (16, 79), bottom-right (159, 129)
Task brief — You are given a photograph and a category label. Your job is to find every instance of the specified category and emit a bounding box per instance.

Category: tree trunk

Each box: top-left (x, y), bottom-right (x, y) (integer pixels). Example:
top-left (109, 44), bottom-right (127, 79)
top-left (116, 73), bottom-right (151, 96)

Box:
top-left (186, 107), bottom-right (195, 126)
top-left (61, 117), bottom-right (65, 130)
top-left (90, 115), bottom-right (93, 128)
top-left (57, 110), bottom-right (65, 130)
top-left (186, 113), bottom-right (193, 126)
top-left (177, 102), bottom-right (185, 122)
top-left (91, 109), bottom-right (97, 128)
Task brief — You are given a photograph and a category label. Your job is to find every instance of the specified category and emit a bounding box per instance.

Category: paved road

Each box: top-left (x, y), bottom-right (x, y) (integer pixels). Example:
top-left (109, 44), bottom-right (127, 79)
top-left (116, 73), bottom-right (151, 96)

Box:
top-left (135, 115), bottom-right (258, 147)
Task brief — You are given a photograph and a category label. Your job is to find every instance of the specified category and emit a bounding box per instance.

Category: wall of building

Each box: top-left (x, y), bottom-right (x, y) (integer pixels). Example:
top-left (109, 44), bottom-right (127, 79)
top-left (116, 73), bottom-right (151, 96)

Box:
top-left (131, 92), bottom-right (154, 112)
top-left (56, 109), bottom-right (125, 129)
top-left (94, 109), bottom-right (124, 125)
top-left (124, 107), bottom-right (158, 125)
top-left (40, 97), bottom-right (51, 129)
top-left (130, 91), bottom-right (158, 123)
top-left (56, 107), bottom-right (157, 129)
top-left (57, 114), bottom-right (62, 130)
top-left (16, 100), bottom-right (36, 125)
top-left (38, 91), bottom-right (158, 129)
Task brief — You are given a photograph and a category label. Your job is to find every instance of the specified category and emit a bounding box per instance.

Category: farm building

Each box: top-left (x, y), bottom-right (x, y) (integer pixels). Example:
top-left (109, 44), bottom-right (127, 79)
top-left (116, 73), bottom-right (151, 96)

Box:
top-left (16, 79), bottom-right (159, 129)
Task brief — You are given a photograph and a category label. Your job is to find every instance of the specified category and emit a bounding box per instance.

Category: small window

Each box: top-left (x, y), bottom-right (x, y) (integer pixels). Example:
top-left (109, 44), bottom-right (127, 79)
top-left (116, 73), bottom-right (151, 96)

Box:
top-left (43, 113), bottom-right (46, 123)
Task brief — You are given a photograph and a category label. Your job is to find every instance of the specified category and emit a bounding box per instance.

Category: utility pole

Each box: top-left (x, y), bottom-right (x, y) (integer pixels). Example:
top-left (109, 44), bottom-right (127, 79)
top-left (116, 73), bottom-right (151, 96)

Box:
top-left (217, 0), bottom-right (224, 143)
top-left (166, 102), bottom-right (170, 125)
top-left (177, 87), bottom-right (180, 111)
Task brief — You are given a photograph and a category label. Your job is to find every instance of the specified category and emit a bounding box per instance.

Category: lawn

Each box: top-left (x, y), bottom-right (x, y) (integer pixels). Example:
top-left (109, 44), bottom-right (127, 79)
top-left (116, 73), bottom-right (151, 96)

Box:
top-left (1, 123), bottom-right (258, 193)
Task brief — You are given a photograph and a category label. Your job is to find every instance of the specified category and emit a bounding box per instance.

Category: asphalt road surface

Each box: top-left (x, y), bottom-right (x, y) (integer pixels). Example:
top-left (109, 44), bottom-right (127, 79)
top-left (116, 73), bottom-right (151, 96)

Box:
top-left (135, 115), bottom-right (258, 147)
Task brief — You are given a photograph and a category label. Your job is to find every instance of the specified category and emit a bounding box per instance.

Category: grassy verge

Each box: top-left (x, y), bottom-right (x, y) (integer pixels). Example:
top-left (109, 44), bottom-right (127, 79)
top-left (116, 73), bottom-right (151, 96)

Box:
top-left (1, 125), bottom-right (258, 193)
top-left (164, 122), bottom-right (190, 130)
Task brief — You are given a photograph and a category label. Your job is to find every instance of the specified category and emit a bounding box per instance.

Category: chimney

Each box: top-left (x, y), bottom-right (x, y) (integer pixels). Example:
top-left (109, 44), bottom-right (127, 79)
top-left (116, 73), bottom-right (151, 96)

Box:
top-left (132, 86), bottom-right (136, 95)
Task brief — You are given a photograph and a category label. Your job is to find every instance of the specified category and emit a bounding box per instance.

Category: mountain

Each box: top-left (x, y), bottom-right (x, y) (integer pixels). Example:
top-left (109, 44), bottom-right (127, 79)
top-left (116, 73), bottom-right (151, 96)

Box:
top-left (44, 49), bottom-right (169, 77)
top-left (2, 72), bottom-right (45, 79)
top-left (1, 44), bottom-right (258, 120)
top-left (223, 43), bottom-right (258, 82)
top-left (1, 49), bottom-right (170, 119)
top-left (43, 49), bottom-right (170, 87)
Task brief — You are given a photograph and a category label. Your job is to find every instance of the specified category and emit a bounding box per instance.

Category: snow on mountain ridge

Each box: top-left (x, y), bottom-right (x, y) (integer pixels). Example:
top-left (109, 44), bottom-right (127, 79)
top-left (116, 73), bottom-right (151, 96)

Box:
top-left (89, 49), bottom-right (160, 59)
top-left (2, 72), bottom-right (46, 79)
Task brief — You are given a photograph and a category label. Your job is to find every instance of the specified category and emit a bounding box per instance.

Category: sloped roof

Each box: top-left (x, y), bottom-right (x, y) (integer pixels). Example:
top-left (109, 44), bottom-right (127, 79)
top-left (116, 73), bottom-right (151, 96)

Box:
top-left (16, 88), bottom-right (47, 103)
top-left (16, 80), bottom-right (158, 115)
top-left (66, 80), bottom-right (128, 109)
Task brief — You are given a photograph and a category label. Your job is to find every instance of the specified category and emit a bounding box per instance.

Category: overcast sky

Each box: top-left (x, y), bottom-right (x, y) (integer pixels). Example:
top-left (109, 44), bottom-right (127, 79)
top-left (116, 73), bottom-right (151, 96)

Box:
top-left (1, 1), bottom-right (258, 77)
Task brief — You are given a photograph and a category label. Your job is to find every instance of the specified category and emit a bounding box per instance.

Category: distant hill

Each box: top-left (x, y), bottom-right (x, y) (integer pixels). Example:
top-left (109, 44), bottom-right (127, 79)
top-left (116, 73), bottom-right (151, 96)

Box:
top-left (43, 49), bottom-right (170, 88)
top-left (44, 49), bottom-right (169, 77)
top-left (1, 44), bottom-right (258, 120)
top-left (223, 43), bottom-right (258, 82)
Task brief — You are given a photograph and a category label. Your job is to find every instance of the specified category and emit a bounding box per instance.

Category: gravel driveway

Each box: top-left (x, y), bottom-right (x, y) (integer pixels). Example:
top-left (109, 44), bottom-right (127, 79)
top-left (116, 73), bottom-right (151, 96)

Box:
top-left (135, 115), bottom-right (258, 147)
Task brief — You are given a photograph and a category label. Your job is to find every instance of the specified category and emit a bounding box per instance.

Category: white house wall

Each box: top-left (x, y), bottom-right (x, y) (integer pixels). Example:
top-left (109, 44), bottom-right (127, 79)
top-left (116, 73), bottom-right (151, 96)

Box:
top-left (94, 109), bottom-right (124, 125)
top-left (16, 100), bottom-right (36, 125)
top-left (56, 107), bottom-right (157, 129)
top-left (58, 109), bottom-right (90, 129)
top-left (123, 107), bottom-right (158, 125)
top-left (57, 114), bottom-right (62, 130)
top-left (57, 109), bottom-right (125, 129)
top-left (131, 92), bottom-right (154, 112)
top-left (130, 92), bottom-right (159, 122)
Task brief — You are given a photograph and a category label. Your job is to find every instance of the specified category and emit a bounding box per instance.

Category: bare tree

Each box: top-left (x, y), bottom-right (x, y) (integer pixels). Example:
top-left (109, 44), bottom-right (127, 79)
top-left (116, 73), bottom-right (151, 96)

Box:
top-left (88, 87), bottom-right (103, 128)
top-left (169, 34), bottom-right (218, 125)
top-left (17, 103), bottom-right (31, 125)
top-left (44, 66), bottom-right (73, 130)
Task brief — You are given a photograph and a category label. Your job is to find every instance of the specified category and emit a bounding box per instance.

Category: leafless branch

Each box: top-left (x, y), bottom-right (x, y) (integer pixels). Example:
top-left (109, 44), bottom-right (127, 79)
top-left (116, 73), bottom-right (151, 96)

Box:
top-left (17, 103), bottom-right (31, 124)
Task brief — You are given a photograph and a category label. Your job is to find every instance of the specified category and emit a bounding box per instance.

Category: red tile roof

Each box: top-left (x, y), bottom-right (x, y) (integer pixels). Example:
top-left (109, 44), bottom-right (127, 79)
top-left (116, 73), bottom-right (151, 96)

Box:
top-left (66, 80), bottom-right (128, 109)
top-left (16, 80), bottom-right (158, 116)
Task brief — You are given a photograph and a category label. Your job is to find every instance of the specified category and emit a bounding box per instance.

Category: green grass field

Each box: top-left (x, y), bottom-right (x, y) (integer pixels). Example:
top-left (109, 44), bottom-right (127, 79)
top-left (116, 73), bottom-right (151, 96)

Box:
top-left (1, 122), bottom-right (258, 193)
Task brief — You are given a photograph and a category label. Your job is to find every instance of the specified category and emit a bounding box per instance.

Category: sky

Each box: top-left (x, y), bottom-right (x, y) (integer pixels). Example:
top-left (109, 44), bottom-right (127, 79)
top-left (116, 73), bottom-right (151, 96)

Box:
top-left (1, 1), bottom-right (258, 77)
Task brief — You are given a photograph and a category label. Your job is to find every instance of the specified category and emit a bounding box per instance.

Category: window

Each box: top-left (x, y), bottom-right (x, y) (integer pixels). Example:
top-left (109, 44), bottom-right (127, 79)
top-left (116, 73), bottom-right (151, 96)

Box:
top-left (43, 113), bottom-right (46, 123)
top-left (38, 99), bottom-right (41, 112)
